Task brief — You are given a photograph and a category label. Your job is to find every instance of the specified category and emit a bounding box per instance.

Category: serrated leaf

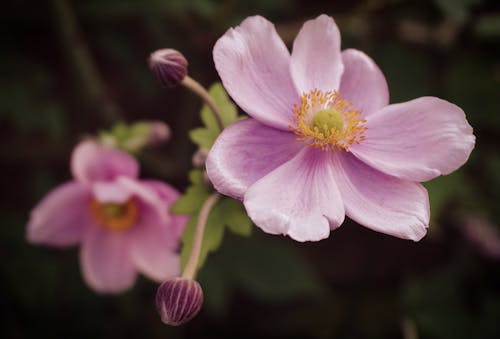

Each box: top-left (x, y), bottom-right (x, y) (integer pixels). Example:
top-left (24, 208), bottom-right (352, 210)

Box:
top-left (171, 184), bottom-right (210, 214)
top-left (219, 198), bottom-right (252, 236)
top-left (189, 127), bottom-right (218, 149)
top-left (200, 105), bottom-right (219, 132)
top-left (190, 82), bottom-right (241, 149)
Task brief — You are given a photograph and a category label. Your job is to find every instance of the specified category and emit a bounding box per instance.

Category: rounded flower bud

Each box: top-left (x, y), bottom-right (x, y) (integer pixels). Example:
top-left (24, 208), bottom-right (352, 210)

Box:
top-left (192, 148), bottom-right (209, 168)
top-left (140, 120), bottom-right (171, 145)
top-left (155, 277), bottom-right (203, 326)
top-left (149, 49), bottom-right (188, 88)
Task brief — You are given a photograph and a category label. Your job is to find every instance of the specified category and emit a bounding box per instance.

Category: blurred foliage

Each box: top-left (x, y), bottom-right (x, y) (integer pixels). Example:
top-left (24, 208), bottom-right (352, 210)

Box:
top-left (199, 232), bottom-right (328, 315)
top-left (0, 58), bottom-right (66, 141)
top-left (1, 0), bottom-right (499, 338)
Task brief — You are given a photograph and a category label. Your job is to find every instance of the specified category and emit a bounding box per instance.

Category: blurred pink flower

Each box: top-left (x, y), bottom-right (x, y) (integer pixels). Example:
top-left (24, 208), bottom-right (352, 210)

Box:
top-left (27, 140), bottom-right (187, 293)
top-left (207, 15), bottom-right (475, 242)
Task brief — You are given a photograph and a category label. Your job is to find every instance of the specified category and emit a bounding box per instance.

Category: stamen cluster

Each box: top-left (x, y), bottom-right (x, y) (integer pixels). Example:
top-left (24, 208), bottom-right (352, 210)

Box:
top-left (290, 90), bottom-right (366, 151)
top-left (89, 199), bottom-right (138, 231)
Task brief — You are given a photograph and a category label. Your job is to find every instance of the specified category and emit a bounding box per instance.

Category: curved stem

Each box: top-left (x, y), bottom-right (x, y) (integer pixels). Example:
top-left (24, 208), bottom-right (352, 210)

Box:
top-left (51, 0), bottom-right (122, 125)
top-left (181, 76), bottom-right (225, 131)
top-left (182, 193), bottom-right (220, 279)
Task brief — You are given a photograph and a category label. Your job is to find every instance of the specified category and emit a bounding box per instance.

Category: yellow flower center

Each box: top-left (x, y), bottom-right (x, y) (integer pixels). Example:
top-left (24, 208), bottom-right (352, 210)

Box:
top-left (89, 199), bottom-right (138, 231)
top-left (290, 89), bottom-right (366, 151)
top-left (311, 109), bottom-right (344, 132)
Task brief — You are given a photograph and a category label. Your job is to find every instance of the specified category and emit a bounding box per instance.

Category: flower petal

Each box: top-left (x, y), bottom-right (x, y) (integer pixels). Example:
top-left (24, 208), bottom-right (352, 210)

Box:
top-left (206, 118), bottom-right (303, 200)
top-left (71, 140), bottom-right (139, 183)
top-left (351, 97), bottom-right (475, 182)
top-left (80, 225), bottom-right (136, 293)
top-left (92, 180), bottom-right (132, 203)
top-left (244, 148), bottom-right (345, 242)
top-left (128, 203), bottom-right (182, 282)
top-left (339, 49), bottom-right (389, 117)
top-left (140, 180), bottom-right (187, 241)
top-left (213, 15), bottom-right (298, 130)
top-left (333, 152), bottom-right (429, 241)
top-left (290, 14), bottom-right (343, 94)
top-left (27, 182), bottom-right (91, 247)
top-left (116, 177), bottom-right (171, 222)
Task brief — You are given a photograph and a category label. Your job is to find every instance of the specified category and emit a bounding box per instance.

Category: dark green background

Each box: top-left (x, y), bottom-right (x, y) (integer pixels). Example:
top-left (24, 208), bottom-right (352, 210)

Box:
top-left (1, 0), bottom-right (499, 338)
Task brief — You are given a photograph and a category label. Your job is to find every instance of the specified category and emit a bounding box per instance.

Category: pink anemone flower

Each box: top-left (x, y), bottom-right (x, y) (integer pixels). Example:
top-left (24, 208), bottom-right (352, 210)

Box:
top-left (27, 140), bottom-right (187, 293)
top-left (207, 15), bottom-right (475, 242)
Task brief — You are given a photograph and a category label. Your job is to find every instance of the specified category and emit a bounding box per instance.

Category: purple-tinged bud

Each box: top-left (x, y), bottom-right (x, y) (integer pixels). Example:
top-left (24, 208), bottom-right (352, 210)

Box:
top-left (192, 148), bottom-right (209, 168)
top-left (143, 120), bottom-right (170, 145)
top-left (155, 277), bottom-right (203, 326)
top-left (149, 49), bottom-right (188, 88)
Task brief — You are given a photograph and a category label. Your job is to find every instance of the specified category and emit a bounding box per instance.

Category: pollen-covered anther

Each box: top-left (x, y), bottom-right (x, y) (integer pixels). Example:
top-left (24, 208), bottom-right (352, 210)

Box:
top-left (290, 89), bottom-right (366, 151)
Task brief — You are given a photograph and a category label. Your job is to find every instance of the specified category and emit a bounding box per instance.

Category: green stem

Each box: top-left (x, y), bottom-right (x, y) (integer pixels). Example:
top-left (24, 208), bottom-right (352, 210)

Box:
top-left (51, 0), bottom-right (122, 124)
top-left (181, 76), bottom-right (225, 131)
top-left (182, 193), bottom-right (220, 279)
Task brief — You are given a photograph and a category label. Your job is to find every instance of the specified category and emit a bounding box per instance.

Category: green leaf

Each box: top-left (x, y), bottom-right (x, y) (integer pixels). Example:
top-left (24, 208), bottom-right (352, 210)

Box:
top-left (189, 127), bottom-right (218, 149)
top-left (200, 104), bottom-right (219, 132)
top-left (188, 169), bottom-right (204, 184)
top-left (207, 82), bottom-right (238, 127)
top-left (190, 82), bottom-right (240, 149)
top-left (218, 198), bottom-right (252, 236)
top-left (171, 184), bottom-right (210, 214)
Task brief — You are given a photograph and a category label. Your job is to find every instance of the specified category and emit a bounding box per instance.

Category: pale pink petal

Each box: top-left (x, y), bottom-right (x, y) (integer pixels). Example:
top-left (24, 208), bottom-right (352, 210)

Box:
top-left (140, 180), bottom-right (187, 240)
top-left (332, 152), bottom-right (429, 241)
top-left (80, 225), bottom-right (136, 293)
top-left (244, 148), bottom-right (344, 242)
top-left (92, 180), bottom-right (132, 203)
top-left (128, 203), bottom-right (182, 282)
top-left (27, 181), bottom-right (91, 247)
top-left (351, 97), bottom-right (475, 182)
top-left (290, 14), bottom-right (343, 94)
top-left (213, 16), bottom-right (298, 130)
top-left (71, 140), bottom-right (139, 183)
top-left (116, 177), bottom-right (171, 222)
top-left (339, 49), bottom-right (389, 117)
top-left (206, 119), bottom-right (303, 200)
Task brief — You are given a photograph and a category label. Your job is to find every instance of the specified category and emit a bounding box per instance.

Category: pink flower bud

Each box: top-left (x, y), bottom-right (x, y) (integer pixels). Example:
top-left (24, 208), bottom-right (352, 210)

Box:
top-left (155, 277), bottom-right (203, 326)
top-left (144, 120), bottom-right (171, 145)
top-left (149, 49), bottom-right (188, 88)
top-left (192, 148), bottom-right (209, 168)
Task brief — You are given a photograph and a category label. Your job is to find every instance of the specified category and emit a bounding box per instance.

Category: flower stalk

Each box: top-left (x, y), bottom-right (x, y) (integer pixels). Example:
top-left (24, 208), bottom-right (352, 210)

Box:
top-left (181, 193), bottom-right (220, 279)
top-left (51, 0), bottom-right (122, 124)
top-left (181, 76), bottom-right (225, 131)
